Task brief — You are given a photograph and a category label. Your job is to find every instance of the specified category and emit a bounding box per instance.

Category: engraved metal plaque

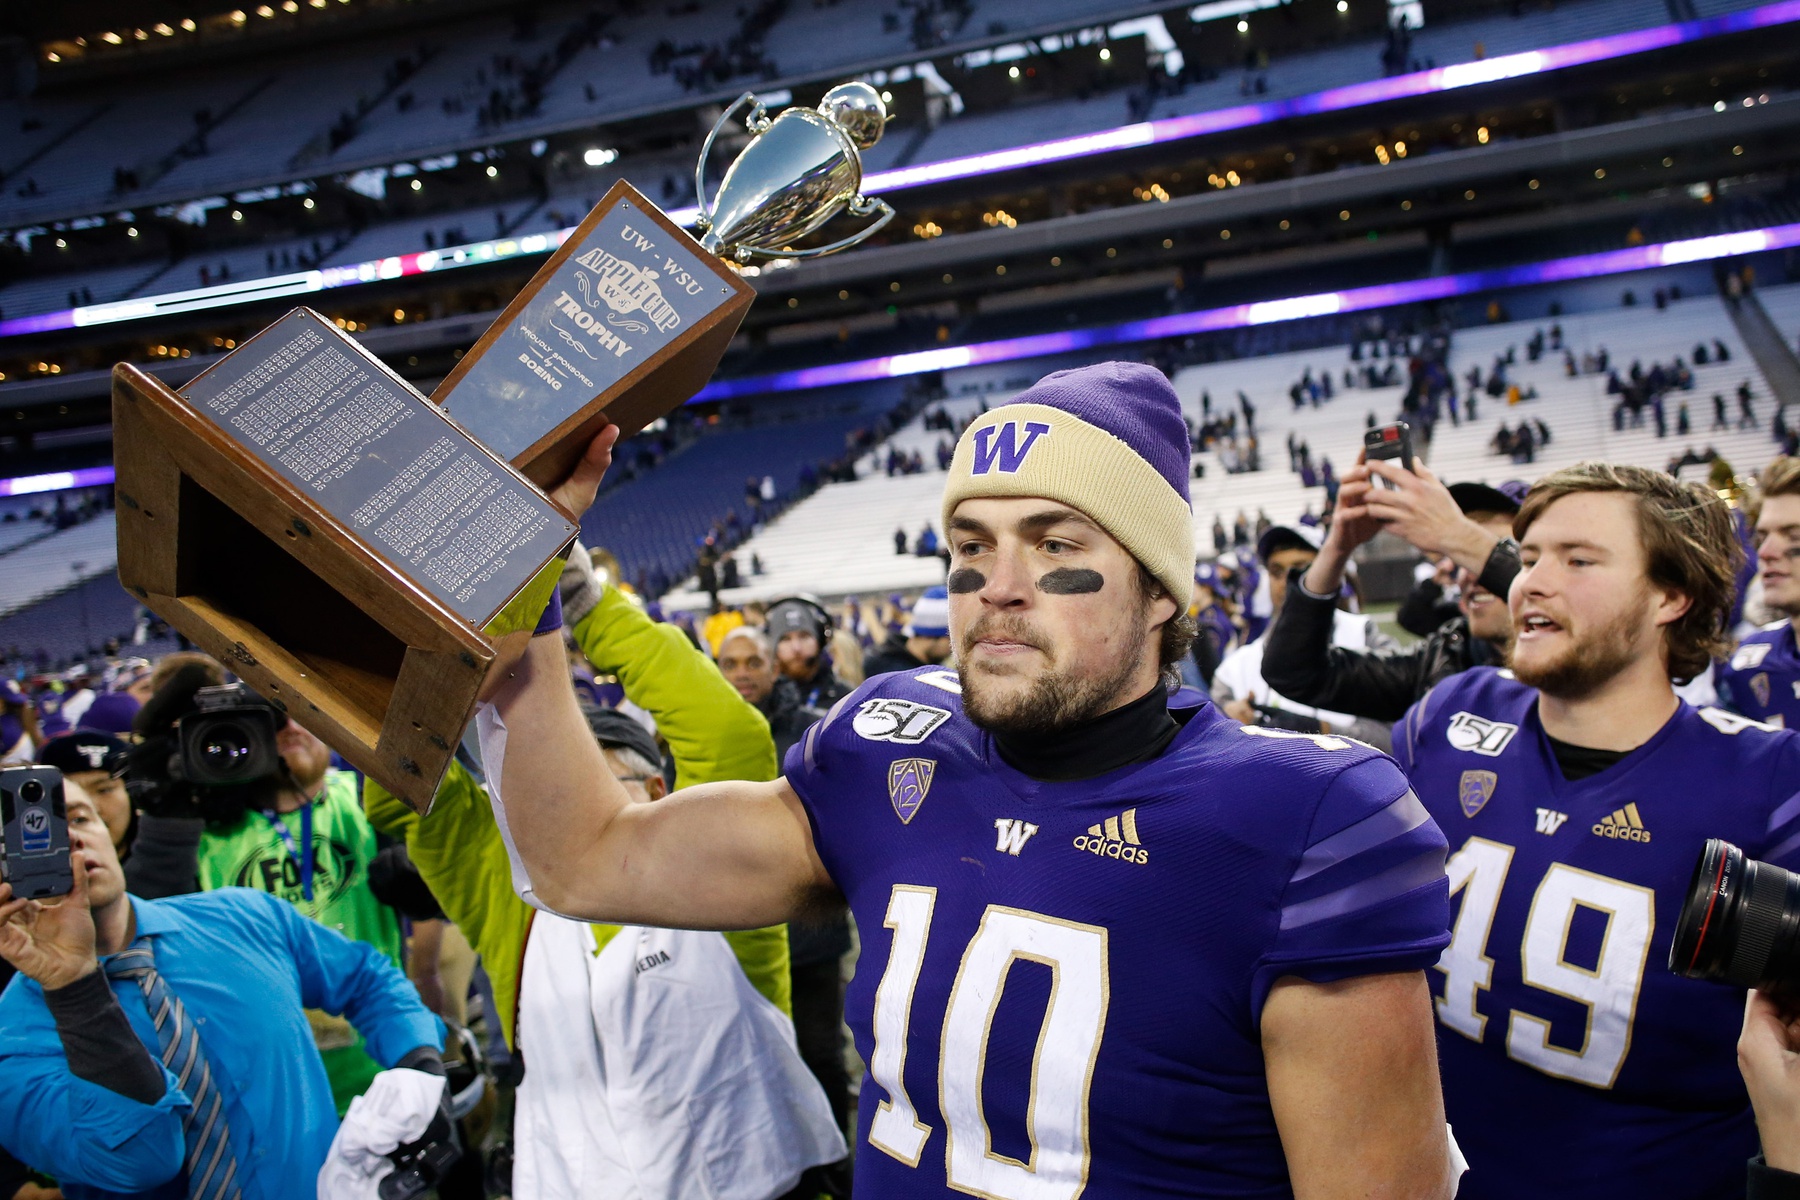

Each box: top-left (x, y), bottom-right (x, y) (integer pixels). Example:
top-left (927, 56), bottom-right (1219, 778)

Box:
top-left (428, 181), bottom-right (755, 489)
top-left (179, 308), bottom-right (574, 624)
top-left (438, 199), bottom-right (737, 459)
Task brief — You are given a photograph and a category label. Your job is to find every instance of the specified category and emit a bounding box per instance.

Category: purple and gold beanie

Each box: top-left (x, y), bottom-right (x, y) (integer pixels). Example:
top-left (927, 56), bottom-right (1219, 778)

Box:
top-left (942, 362), bottom-right (1195, 608)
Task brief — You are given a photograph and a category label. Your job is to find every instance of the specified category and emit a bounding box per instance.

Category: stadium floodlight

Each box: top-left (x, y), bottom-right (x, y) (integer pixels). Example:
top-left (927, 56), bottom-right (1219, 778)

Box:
top-left (583, 147), bottom-right (619, 167)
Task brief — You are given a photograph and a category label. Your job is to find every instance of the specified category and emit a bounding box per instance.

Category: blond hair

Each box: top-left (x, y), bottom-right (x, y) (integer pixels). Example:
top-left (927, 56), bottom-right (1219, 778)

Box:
top-left (1514, 461), bottom-right (1739, 683)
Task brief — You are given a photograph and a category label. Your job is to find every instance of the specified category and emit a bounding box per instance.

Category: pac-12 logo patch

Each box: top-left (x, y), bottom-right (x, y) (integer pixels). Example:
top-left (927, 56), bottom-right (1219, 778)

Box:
top-left (1752, 672), bottom-right (1772, 709)
top-left (854, 698), bottom-right (950, 745)
top-left (888, 758), bottom-right (935, 825)
top-left (1459, 770), bottom-right (1497, 818)
top-left (1446, 711), bottom-right (1519, 757)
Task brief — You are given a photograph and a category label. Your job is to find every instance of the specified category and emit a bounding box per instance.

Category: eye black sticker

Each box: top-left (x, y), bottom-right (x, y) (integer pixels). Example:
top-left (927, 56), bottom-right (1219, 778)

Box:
top-left (947, 568), bottom-right (987, 594)
top-left (1036, 568), bottom-right (1104, 594)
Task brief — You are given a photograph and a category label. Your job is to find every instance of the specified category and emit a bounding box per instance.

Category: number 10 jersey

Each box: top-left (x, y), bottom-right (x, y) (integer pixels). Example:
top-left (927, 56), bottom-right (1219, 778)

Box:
top-left (785, 667), bottom-right (1452, 1199)
top-left (1395, 667), bottom-right (1800, 1200)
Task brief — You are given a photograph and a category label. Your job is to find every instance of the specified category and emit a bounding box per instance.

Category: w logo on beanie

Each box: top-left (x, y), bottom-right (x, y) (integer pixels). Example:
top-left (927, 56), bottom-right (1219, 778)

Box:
top-left (971, 421), bottom-right (1051, 475)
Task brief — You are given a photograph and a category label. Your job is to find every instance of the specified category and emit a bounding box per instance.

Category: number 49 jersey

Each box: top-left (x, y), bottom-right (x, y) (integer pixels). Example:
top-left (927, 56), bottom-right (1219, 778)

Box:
top-left (1395, 667), bottom-right (1800, 1200)
top-left (786, 667), bottom-right (1452, 1199)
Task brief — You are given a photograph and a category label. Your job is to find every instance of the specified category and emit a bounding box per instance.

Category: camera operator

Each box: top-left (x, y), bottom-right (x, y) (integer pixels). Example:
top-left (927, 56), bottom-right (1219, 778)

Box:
top-left (1261, 462), bottom-right (1524, 721)
top-left (0, 782), bottom-right (444, 1200)
top-left (128, 660), bottom-right (404, 1116)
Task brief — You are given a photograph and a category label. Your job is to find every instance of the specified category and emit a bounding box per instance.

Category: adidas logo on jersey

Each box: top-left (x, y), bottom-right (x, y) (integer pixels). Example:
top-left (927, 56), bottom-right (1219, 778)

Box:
top-left (1593, 803), bottom-right (1651, 843)
top-left (994, 818), bottom-right (1039, 856)
top-left (1073, 808), bottom-right (1149, 864)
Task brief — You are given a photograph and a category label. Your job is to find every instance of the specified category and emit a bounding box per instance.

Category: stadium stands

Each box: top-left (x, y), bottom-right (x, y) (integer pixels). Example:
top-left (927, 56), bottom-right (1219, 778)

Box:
top-left (582, 404), bottom-right (893, 593)
top-left (662, 292), bottom-right (1791, 606)
top-left (0, 511), bottom-right (118, 619)
top-left (1, 0), bottom-right (1781, 326)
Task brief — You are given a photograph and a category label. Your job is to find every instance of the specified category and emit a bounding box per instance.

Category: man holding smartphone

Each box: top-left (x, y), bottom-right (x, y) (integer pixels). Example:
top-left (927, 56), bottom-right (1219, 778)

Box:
top-left (0, 779), bottom-right (443, 1200)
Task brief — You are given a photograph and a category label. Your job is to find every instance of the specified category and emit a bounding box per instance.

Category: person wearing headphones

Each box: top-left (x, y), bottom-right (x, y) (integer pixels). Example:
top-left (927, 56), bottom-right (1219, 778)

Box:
top-left (764, 597), bottom-right (853, 709)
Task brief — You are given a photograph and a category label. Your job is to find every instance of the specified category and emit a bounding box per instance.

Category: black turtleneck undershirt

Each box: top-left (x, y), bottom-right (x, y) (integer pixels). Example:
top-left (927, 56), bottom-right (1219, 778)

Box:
top-left (993, 683), bottom-right (1182, 782)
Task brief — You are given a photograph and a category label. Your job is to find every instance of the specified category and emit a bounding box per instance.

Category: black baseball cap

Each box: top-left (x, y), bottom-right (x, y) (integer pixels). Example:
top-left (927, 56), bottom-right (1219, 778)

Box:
top-left (576, 697), bottom-right (664, 775)
top-left (1256, 523), bottom-right (1324, 564)
top-left (1448, 480), bottom-right (1530, 516)
top-left (38, 730), bottom-right (128, 777)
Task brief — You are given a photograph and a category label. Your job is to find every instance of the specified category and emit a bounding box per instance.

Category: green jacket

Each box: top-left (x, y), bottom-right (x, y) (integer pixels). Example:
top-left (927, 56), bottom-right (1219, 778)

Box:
top-left (365, 583), bottom-right (790, 1049)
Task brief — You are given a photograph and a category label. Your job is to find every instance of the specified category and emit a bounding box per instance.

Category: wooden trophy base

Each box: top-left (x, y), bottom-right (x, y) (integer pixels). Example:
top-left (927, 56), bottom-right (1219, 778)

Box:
top-left (113, 327), bottom-right (570, 811)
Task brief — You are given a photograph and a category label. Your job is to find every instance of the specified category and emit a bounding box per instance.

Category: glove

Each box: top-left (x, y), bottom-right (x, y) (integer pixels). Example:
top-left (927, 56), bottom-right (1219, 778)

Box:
top-left (558, 541), bottom-right (605, 629)
top-left (317, 1067), bottom-right (448, 1200)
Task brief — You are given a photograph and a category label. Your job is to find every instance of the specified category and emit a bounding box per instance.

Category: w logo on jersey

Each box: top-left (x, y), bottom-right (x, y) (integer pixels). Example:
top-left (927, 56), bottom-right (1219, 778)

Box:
top-left (994, 818), bottom-right (1040, 856)
top-left (971, 421), bottom-right (1051, 475)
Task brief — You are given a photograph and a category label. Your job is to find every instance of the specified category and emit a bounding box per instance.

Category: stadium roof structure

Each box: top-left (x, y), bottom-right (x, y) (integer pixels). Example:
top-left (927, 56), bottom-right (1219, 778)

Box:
top-left (3, 0), bottom-right (1796, 343)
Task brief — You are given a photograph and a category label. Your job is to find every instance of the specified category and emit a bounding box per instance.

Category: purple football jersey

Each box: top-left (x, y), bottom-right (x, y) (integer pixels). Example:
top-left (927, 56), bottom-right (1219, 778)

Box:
top-left (1395, 667), bottom-right (1800, 1200)
top-left (1718, 621), bottom-right (1800, 729)
top-left (785, 667), bottom-right (1450, 1198)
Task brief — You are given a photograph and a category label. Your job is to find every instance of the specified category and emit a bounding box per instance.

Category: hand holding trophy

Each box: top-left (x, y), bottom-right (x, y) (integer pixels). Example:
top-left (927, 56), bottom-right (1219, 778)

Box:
top-left (111, 82), bottom-right (894, 810)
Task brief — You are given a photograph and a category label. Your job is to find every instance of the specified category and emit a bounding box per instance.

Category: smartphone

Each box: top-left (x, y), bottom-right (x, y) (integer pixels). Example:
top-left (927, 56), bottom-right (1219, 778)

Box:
top-left (1, 766), bottom-right (72, 899)
top-left (1364, 421), bottom-right (1415, 489)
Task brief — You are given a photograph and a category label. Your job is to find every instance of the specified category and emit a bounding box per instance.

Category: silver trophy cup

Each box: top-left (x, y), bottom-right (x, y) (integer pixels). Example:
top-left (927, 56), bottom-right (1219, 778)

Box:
top-left (694, 81), bottom-right (896, 263)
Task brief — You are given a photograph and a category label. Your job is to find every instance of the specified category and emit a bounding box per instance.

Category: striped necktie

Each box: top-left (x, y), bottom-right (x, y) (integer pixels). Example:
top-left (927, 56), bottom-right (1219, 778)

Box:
top-left (104, 940), bottom-right (245, 1200)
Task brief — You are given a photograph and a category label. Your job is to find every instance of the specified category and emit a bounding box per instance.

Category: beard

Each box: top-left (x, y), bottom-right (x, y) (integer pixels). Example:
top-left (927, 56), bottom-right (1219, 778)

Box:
top-left (1510, 602), bottom-right (1643, 699)
top-left (958, 607), bottom-right (1152, 737)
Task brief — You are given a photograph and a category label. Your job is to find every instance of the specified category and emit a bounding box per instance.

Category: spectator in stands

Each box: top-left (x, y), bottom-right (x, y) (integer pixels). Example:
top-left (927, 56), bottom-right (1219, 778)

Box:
top-left (0, 783), bottom-right (444, 1200)
top-left (894, 525), bottom-right (908, 555)
top-left (367, 546), bottom-right (844, 1199)
top-left (766, 597), bottom-right (853, 709)
top-left (128, 661), bottom-right (405, 1116)
top-left (914, 523), bottom-right (939, 556)
top-left (0, 681), bottom-right (38, 765)
top-left (863, 586), bottom-right (952, 678)
top-left (1211, 524), bottom-right (1395, 749)
top-left (1264, 469), bottom-right (1523, 723)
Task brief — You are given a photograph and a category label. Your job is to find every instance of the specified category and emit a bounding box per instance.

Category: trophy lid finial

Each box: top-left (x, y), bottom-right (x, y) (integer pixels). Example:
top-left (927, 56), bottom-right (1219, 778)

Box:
top-left (818, 81), bottom-right (887, 150)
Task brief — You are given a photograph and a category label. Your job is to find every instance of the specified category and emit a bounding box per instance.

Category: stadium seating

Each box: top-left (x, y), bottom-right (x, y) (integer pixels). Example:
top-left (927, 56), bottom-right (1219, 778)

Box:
top-left (0, 512), bottom-right (118, 619)
top-left (582, 406), bottom-right (889, 591)
top-left (659, 291), bottom-right (1792, 606)
top-left (1757, 282), bottom-right (1800, 349)
top-left (1, 0), bottom-right (1777, 324)
top-left (1427, 296), bottom-right (1783, 488)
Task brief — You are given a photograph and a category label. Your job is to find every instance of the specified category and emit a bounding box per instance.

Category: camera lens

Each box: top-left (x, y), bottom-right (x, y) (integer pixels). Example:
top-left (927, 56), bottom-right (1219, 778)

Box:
top-left (1671, 839), bottom-right (1800, 988)
top-left (199, 723), bottom-right (256, 777)
top-left (17, 780), bottom-right (42, 804)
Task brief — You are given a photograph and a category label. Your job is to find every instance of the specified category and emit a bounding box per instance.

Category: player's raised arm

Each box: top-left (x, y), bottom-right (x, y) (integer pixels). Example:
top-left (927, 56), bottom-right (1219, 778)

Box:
top-left (477, 429), bottom-right (835, 929)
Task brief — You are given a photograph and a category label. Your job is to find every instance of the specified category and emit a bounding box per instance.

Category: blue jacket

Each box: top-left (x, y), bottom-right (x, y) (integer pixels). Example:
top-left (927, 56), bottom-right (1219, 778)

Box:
top-left (0, 888), bottom-right (441, 1200)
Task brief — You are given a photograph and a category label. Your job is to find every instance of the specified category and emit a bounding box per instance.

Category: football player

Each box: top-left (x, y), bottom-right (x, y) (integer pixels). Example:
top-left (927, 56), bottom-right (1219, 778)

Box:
top-left (1395, 461), bottom-right (1800, 1199)
top-left (1719, 455), bottom-right (1800, 728)
top-left (479, 363), bottom-right (1459, 1198)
